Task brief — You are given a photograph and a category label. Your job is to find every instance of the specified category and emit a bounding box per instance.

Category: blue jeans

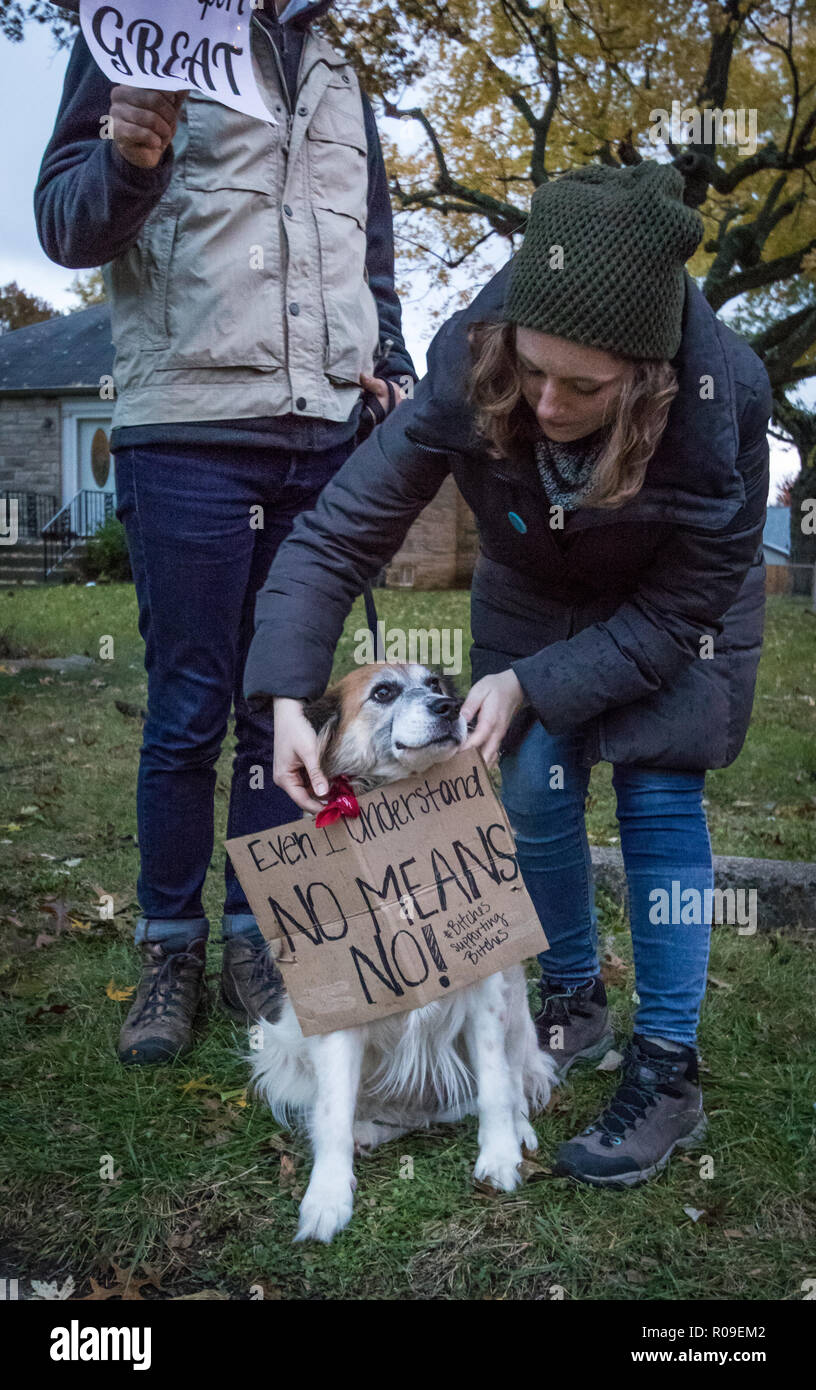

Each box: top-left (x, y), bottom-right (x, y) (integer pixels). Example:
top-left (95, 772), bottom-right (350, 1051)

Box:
top-left (498, 721), bottom-right (713, 1046)
top-left (114, 440), bottom-right (355, 952)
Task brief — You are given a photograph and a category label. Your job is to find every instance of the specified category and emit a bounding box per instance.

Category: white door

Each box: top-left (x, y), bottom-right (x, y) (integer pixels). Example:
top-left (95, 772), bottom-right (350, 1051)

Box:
top-left (77, 418), bottom-right (114, 497)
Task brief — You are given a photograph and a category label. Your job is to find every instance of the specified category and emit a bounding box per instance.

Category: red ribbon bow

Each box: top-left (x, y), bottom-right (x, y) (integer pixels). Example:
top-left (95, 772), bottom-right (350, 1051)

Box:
top-left (314, 775), bottom-right (361, 828)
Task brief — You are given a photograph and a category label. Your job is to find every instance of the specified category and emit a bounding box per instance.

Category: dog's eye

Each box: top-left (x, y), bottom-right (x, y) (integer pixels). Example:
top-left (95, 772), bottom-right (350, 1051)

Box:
top-left (427, 678), bottom-right (443, 693)
top-left (370, 683), bottom-right (399, 703)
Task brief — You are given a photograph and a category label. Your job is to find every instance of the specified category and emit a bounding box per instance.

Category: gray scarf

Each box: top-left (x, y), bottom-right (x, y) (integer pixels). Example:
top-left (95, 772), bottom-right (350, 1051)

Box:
top-left (534, 424), bottom-right (610, 511)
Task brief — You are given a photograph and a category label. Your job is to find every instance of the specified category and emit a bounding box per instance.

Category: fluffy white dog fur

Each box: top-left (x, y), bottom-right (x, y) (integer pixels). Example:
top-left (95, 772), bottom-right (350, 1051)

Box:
top-left (248, 663), bottom-right (557, 1243)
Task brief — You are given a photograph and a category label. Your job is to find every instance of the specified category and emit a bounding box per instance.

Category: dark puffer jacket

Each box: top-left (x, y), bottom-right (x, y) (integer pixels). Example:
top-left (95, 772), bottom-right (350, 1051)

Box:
top-left (244, 259), bottom-right (773, 772)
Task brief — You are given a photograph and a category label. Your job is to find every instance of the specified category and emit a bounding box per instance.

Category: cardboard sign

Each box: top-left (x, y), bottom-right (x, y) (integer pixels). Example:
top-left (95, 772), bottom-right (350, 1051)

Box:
top-left (226, 750), bottom-right (549, 1036)
top-left (80, 0), bottom-right (277, 125)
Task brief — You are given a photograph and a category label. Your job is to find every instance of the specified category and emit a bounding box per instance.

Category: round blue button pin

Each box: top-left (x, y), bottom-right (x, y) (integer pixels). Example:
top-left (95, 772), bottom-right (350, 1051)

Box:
top-left (507, 511), bottom-right (527, 533)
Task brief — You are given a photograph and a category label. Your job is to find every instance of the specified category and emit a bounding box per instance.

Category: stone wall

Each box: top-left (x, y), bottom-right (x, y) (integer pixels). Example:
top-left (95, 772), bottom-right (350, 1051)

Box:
top-left (383, 474), bottom-right (478, 590)
top-left (0, 395), bottom-right (61, 496)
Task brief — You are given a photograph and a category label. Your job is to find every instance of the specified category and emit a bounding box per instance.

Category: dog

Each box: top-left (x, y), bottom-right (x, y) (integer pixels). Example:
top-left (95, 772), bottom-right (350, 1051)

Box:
top-left (248, 662), bottom-right (557, 1243)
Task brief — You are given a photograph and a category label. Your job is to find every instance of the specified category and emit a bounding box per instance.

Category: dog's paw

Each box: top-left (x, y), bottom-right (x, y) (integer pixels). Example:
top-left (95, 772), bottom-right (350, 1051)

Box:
top-left (474, 1146), bottom-right (523, 1193)
top-left (516, 1118), bottom-right (538, 1152)
top-left (294, 1184), bottom-right (354, 1244)
top-left (353, 1120), bottom-right (399, 1156)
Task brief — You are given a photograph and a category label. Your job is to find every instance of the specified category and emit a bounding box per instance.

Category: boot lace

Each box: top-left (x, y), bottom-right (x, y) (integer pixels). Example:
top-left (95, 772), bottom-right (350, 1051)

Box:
top-left (585, 1044), bottom-right (684, 1148)
top-left (131, 948), bottom-right (201, 1026)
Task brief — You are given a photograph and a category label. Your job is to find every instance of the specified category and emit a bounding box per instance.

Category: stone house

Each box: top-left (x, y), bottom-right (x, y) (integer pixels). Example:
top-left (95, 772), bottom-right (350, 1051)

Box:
top-left (0, 304), bottom-right (477, 587)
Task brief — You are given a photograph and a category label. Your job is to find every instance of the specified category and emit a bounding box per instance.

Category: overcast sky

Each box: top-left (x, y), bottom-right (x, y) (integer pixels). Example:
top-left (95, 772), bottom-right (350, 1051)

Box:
top-left (0, 21), bottom-right (801, 501)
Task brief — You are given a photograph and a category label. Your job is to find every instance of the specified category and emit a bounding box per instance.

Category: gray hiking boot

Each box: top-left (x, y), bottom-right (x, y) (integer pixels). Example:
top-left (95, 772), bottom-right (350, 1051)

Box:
top-left (534, 976), bottom-right (614, 1079)
top-left (118, 939), bottom-right (208, 1066)
top-left (220, 934), bottom-right (284, 1024)
top-left (553, 1033), bottom-right (708, 1187)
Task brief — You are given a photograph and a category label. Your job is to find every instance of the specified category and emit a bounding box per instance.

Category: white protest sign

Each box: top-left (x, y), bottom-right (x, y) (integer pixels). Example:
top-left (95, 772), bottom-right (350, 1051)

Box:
top-left (226, 749), bottom-right (549, 1037)
top-left (80, 0), bottom-right (277, 125)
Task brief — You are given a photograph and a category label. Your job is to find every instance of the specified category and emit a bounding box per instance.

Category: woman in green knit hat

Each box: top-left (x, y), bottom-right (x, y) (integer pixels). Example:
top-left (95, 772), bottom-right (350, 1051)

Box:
top-left (244, 160), bottom-right (772, 1195)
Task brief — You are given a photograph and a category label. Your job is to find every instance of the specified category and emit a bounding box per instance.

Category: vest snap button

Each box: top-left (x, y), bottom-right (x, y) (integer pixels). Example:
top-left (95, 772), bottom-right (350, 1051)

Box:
top-left (289, 302), bottom-right (300, 315)
top-left (296, 397), bottom-right (307, 411)
top-left (299, 105), bottom-right (308, 116)
top-left (283, 204), bottom-right (293, 217)
top-left (342, 74), bottom-right (350, 84)
top-left (508, 511), bottom-right (527, 534)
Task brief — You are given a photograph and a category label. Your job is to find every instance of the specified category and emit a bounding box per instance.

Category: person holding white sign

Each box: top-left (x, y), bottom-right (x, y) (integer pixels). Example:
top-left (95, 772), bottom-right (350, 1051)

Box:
top-left (35, 0), bottom-right (415, 1066)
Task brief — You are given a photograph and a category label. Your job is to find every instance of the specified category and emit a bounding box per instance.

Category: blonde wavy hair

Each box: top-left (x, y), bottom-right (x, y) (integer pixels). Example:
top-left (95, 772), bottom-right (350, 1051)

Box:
top-left (467, 320), bottom-right (679, 510)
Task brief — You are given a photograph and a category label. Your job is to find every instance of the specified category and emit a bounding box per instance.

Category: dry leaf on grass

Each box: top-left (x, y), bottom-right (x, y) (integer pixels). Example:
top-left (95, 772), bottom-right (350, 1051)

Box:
top-left (105, 980), bottom-right (135, 1002)
top-left (279, 1154), bottom-right (298, 1190)
top-left (81, 1261), bottom-right (162, 1301)
top-left (600, 949), bottom-right (628, 988)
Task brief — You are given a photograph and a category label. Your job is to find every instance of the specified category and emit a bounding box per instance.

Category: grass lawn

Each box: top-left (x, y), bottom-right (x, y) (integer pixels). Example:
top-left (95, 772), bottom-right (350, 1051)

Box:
top-left (0, 585), bottom-right (814, 1301)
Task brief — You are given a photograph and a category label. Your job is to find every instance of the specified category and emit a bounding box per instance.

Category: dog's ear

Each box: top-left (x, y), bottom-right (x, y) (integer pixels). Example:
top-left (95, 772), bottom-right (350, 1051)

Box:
top-left (302, 688), bottom-right (342, 769)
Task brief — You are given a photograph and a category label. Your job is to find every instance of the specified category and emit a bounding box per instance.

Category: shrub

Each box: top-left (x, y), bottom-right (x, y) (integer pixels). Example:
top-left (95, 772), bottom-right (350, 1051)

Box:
top-left (77, 516), bottom-right (133, 582)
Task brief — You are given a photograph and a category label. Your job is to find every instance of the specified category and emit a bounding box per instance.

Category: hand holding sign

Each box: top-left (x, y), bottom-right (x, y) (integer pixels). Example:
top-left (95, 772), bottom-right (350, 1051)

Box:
top-left (110, 86), bottom-right (187, 169)
top-left (80, 0), bottom-right (277, 126)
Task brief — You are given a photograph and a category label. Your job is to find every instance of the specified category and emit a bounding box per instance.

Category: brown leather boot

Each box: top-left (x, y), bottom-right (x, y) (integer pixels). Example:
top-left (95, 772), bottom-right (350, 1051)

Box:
top-left (220, 935), bottom-right (284, 1024)
top-left (118, 939), bottom-right (208, 1066)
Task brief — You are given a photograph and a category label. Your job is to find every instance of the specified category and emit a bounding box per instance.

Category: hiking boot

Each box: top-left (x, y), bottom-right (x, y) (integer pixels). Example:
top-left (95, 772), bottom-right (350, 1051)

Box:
top-left (118, 939), bottom-right (208, 1066)
top-left (552, 1033), bottom-right (708, 1188)
top-left (220, 934), bottom-right (285, 1024)
top-left (534, 975), bottom-right (614, 1079)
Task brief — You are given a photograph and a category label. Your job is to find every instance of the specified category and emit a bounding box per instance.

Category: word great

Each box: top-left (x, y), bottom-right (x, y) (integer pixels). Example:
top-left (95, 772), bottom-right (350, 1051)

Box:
top-left (91, 5), bottom-right (244, 94)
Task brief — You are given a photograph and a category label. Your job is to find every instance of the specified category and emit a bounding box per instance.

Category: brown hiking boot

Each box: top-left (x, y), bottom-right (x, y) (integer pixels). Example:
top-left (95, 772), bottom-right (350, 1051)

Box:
top-left (534, 976), bottom-right (615, 1079)
top-left (220, 934), bottom-right (285, 1024)
top-left (552, 1034), bottom-right (708, 1187)
top-left (118, 940), bottom-right (208, 1066)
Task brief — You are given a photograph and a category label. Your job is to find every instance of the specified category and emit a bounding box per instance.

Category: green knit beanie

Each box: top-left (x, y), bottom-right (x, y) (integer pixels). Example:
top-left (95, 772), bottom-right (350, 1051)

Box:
top-left (504, 161), bottom-right (704, 361)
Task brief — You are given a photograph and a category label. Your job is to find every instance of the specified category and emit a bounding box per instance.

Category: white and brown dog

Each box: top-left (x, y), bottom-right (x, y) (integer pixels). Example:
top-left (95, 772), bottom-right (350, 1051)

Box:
top-left (249, 662), bottom-right (556, 1243)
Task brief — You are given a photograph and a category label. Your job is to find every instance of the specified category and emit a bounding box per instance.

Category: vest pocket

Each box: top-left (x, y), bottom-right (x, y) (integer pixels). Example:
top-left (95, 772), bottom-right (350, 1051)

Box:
top-left (313, 205), bottom-right (379, 385)
top-left (156, 193), bottom-right (285, 369)
top-left (137, 210), bottom-right (178, 350)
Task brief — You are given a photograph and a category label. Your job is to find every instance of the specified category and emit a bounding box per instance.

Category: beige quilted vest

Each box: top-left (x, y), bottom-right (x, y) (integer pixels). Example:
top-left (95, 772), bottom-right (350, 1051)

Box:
top-left (104, 21), bottom-right (380, 429)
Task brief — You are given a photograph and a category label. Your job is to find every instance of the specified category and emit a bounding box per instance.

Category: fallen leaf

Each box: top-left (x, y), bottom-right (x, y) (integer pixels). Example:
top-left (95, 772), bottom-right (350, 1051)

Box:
top-left (279, 1154), bottom-right (297, 1190)
top-left (30, 1276), bottom-right (76, 1300)
top-left (723, 1229), bottom-right (746, 1239)
top-left (684, 1206), bottom-right (706, 1223)
top-left (81, 1261), bottom-right (162, 1301)
top-left (38, 899), bottom-right (71, 934)
top-left (106, 979), bottom-right (135, 1002)
top-left (707, 975), bottom-right (731, 991)
top-left (179, 1075), bottom-right (214, 1096)
top-left (596, 1048), bottom-right (624, 1072)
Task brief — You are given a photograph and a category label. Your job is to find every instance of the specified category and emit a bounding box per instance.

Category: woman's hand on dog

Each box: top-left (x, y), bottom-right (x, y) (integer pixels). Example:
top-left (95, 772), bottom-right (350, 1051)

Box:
top-left (459, 670), bottom-right (526, 768)
top-left (272, 698), bottom-right (329, 815)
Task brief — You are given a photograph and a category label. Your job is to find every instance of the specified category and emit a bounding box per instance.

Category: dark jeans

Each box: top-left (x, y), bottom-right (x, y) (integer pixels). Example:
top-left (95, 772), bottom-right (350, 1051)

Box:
top-left (114, 440), bottom-right (355, 950)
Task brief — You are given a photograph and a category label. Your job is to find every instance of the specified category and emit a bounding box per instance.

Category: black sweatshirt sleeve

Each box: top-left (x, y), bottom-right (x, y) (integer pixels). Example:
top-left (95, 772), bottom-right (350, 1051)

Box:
top-left (34, 32), bottom-right (174, 270)
top-left (361, 89), bottom-right (417, 386)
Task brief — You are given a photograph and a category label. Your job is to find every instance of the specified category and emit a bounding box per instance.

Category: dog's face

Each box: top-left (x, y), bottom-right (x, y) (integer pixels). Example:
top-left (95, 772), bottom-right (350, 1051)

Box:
top-left (303, 663), bottom-right (468, 785)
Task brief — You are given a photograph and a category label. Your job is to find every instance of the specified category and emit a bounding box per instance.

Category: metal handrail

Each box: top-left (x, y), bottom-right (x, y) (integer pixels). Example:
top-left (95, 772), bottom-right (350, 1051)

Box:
top-left (42, 490), bottom-right (115, 579)
top-left (0, 491), bottom-right (58, 541)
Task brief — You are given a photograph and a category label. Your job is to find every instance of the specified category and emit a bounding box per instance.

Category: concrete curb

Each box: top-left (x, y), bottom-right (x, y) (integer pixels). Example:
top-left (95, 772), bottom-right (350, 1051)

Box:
top-left (590, 847), bottom-right (815, 936)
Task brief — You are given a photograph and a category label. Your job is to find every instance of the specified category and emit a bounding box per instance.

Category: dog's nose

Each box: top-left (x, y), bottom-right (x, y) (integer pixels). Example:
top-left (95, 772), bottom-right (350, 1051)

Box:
top-left (428, 696), bottom-right (461, 718)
